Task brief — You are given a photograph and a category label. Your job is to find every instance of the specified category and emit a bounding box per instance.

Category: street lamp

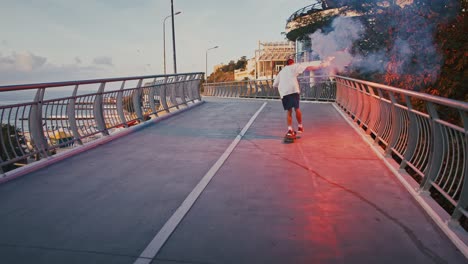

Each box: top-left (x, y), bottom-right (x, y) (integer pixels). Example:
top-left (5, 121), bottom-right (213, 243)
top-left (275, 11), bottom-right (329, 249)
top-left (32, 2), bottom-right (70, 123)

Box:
top-left (205, 46), bottom-right (219, 83)
top-left (163, 11), bottom-right (181, 75)
top-left (171, 0), bottom-right (178, 74)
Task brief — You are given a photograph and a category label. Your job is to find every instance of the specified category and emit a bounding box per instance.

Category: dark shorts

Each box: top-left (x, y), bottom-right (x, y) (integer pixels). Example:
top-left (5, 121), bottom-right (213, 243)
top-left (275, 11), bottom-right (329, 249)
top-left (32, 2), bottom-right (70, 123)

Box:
top-left (282, 93), bottom-right (300, 110)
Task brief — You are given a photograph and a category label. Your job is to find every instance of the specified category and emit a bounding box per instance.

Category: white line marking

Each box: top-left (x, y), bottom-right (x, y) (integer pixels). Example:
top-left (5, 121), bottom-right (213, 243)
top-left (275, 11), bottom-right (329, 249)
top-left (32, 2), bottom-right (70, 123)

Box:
top-left (332, 103), bottom-right (468, 259)
top-left (133, 102), bottom-right (267, 264)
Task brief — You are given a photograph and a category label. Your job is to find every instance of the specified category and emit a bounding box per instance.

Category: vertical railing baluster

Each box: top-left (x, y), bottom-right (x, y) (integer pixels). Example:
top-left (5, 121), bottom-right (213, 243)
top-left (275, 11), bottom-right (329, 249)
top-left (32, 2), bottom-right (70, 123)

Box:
top-left (254, 81), bottom-right (259, 98)
top-left (373, 89), bottom-right (386, 143)
top-left (93, 82), bottom-right (109, 136)
top-left (149, 78), bottom-right (158, 117)
top-left (67, 85), bottom-right (82, 145)
top-left (29, 88), bottom-right (48, 158)
top-left (180, 75), bottom-right (188, 106)
top-left (401, 95), bottom-right (418, 170)
top-left (386, 92), bottom-right (401, 156)
top-left (421, 102), bottom-right (444, 192)
top-left (117, 81), bottom-right (128, 127)
top-left (196, 74), bottom-right (202, 101)
top-left (161, 77), bottom-right (170, 113)
top-left (449, 110), bottom-right (468, 223)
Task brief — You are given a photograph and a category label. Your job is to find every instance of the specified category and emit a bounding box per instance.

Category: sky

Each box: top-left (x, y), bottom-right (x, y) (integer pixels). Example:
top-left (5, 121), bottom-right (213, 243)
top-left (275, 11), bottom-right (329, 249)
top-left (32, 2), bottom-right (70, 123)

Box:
top-left (0, 0), bottom-right (316, 85)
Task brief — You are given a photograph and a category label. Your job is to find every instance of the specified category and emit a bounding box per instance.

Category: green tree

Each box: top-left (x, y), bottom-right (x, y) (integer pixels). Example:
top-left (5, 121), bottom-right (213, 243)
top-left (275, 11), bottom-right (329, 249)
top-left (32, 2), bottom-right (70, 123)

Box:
top-left (208, 56), bottom-right (249, 82)
top-left (236, 56), bottom-right (248, 70)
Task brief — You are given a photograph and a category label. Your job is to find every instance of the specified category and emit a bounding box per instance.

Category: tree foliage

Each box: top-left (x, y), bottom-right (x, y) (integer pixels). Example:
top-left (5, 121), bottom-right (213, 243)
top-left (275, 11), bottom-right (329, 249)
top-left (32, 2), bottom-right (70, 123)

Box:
top-left (208, 56), bottom-right (248, 82)
top-left (317, 0), bottom-right (467, 101)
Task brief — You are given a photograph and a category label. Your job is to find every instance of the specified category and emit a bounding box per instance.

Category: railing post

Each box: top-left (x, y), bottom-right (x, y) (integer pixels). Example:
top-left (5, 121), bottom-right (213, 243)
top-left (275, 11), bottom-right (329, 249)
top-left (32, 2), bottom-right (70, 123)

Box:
top-left (179, 75), bottom-right (188, 106)
top-left (360, 84), bottom-right (372, 131)
top-left (335, 78), bottom-right (343, 106)
top-left (266, 80), bottom-right (273, 98)
top-left (254, 81), bottom-right (259, 98)
top-left (172, 78), bottom-right (179, 109)
top-left (196, 74), bottom-right (202, 101)
top-left (400, 95), bottom-right (419, 170)
top-left (117, 81), bottom-right (128, 127)
top-left (186, 75), bottom-right (193, 103)
top-left (420, 102), bottom-right (444, 192)
top-left (450, 110), bottom-right (468, 223)
top-left (385, 92), bottom-right (401, 156)
top-left (161, 77), bottom-right (170, 113)
top-left (374, 89), bottom-right (387, 143)
top-left (228, 82), bottom-right (233, 97)
top-left (67, 85), bottom-right (83, 145)
top-left (29, 88), bottom-right (48, 158)
top-left (248, 81), bottom-right (254, 97)
top-left (132, 79), bottom-right (144, 121)
top-left (354, 83), bottom-right (365, 123)
top-left (148, 78), bottom-right (158, 117)
top-left (215, 84), bottom-right (220, 97)
top-left (93, 82), bottom-right (109, 136)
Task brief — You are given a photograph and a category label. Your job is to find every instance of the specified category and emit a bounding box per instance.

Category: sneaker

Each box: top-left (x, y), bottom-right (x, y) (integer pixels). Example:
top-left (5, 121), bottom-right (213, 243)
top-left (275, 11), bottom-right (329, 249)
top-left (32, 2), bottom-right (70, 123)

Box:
top-left (298, 126), bottom-right (304, 133)
top-left (287, 129), bottom-right (296, 137)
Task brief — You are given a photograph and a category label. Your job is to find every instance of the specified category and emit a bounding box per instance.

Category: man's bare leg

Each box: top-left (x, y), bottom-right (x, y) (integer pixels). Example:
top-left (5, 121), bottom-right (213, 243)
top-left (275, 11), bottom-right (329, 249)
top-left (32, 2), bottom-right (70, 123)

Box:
top-left (295, 108), bottom-right (302, 125)
top-left (287, 109), bottom-right (293, 128)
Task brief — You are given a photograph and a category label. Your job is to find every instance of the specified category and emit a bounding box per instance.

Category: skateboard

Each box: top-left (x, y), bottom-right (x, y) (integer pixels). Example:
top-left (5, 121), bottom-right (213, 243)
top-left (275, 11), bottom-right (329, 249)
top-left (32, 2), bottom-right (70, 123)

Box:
top-left (283, 131), bottom-right (299, 143)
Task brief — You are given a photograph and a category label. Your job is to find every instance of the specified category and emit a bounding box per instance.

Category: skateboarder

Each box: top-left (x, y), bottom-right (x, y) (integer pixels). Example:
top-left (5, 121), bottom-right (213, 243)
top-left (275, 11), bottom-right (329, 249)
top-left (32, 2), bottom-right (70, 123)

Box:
top-left (273, 57), bottom-right (334, 140)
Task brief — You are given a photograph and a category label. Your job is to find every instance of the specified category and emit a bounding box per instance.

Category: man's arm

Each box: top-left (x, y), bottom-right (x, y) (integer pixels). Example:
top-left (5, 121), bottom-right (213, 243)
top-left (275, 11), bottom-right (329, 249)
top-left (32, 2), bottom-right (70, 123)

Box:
top-left (301, 57), bottom-right (335, 71)
top-left (304, 56), bottom-right (335, 71)
top-left (273, 73), bottom-right (280, 88)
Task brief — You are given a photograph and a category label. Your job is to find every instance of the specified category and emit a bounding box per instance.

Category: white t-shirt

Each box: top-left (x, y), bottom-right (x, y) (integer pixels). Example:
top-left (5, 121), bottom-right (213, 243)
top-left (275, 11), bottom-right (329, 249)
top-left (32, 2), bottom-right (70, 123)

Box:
top-left (273, 61), bottom-right (321, 98)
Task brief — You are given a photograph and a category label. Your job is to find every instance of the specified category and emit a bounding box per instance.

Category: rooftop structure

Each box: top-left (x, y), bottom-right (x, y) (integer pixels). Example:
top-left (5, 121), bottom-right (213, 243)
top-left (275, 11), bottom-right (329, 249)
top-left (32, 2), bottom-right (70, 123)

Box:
top-left (233, 41), bottom-right (295, 81)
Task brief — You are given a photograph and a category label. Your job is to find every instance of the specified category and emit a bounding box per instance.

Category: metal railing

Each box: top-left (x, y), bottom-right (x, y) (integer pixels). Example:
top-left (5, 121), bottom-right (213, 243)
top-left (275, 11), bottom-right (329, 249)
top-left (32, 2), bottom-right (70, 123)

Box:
top-left (205, 75), bottom-right (468, 226)
top-left (0, 73), bottom-right (203, 173)
top-left (203, 75), bottom-right (336, 101)
top-left (335, 76), bottom-right (468, 225)
top-left (286, 2), bottom-right (325, 23)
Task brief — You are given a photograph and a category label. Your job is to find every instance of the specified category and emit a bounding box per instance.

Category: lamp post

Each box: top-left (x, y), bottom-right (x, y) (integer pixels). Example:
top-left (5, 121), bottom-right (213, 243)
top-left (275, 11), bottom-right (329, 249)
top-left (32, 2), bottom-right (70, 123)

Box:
top-left (163, 11), bottom-right (181, 75)
top-left (171, 0), bottom-right (178, 74)
top-left (205, 46), bottom-right (219, 83)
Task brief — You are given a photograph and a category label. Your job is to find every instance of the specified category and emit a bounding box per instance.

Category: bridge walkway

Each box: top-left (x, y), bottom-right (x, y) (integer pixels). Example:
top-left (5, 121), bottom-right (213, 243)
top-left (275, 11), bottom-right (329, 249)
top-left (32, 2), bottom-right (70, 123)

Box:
top-left (0, 97), bottom-right (465, 264)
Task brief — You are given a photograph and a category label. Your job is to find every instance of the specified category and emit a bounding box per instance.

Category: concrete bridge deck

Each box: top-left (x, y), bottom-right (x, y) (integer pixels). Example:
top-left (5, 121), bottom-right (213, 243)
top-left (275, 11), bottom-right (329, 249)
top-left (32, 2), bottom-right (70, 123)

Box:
top-left (0, 97), bottom-right (465, 264)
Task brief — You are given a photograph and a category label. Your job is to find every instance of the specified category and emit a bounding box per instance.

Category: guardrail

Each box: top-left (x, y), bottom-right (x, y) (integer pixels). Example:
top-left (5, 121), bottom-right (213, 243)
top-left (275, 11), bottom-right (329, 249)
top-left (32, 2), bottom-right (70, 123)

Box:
top-left (203, 75), bottom-right (336, 101)
top-left (0, 73), bottom-right (203, 173)
top-left (334, 76), bottom-right (468, 226)
top-left (205, 75), bottom-right (468, 227)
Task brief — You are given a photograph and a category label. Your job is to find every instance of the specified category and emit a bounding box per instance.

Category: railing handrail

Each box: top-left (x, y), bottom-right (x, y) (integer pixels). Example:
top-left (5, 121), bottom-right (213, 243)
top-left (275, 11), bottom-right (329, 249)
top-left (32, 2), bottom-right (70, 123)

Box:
top-left (204, 75), bottom-right (332, 86)
top-left (0, 72), bottom-right (204, 92)
top-left (287, 3), bottom-right (325, 22)
top-left (0, 72), bottom-right (204, 177)
top-left (335, 75), bottom-right (468, 111)
top-left (204, 79), bottom-right (272, 85)
top-left (204, 76), bottom-right (468, 111)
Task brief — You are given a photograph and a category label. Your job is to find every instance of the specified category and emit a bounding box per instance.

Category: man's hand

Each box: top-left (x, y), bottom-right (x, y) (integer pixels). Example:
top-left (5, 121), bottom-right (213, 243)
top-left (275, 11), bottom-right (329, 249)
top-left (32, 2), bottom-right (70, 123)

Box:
top-left (320, 56), bottom-right (336, 68)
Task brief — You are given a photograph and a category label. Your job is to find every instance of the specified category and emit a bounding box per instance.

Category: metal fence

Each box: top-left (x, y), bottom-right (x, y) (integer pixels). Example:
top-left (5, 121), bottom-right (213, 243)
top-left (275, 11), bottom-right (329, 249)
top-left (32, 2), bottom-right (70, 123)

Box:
top-left (205, 75), bottom-right (468, 226)
top-left (334, 76), bottom-right (468, 225)
top-left (0, 73), bottom-right (203, 173)
top-left (203, 75), bottom-right (336, 101)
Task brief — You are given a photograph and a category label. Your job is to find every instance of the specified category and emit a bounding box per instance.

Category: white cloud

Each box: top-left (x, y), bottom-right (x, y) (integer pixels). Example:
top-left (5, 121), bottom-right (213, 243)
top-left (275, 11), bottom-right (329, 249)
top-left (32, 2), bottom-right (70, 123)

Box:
top-left (93, 56), bottom-right (113, 66)
top-left (0, 52), bottom-right (47, 72)
top-left (0, 51), bottom-right (106, 85)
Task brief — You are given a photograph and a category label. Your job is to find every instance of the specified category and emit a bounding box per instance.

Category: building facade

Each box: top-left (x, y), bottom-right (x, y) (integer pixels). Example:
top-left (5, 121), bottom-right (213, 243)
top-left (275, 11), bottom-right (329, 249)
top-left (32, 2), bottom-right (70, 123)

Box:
top-left (234, 41), bottom-right (295, 81)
